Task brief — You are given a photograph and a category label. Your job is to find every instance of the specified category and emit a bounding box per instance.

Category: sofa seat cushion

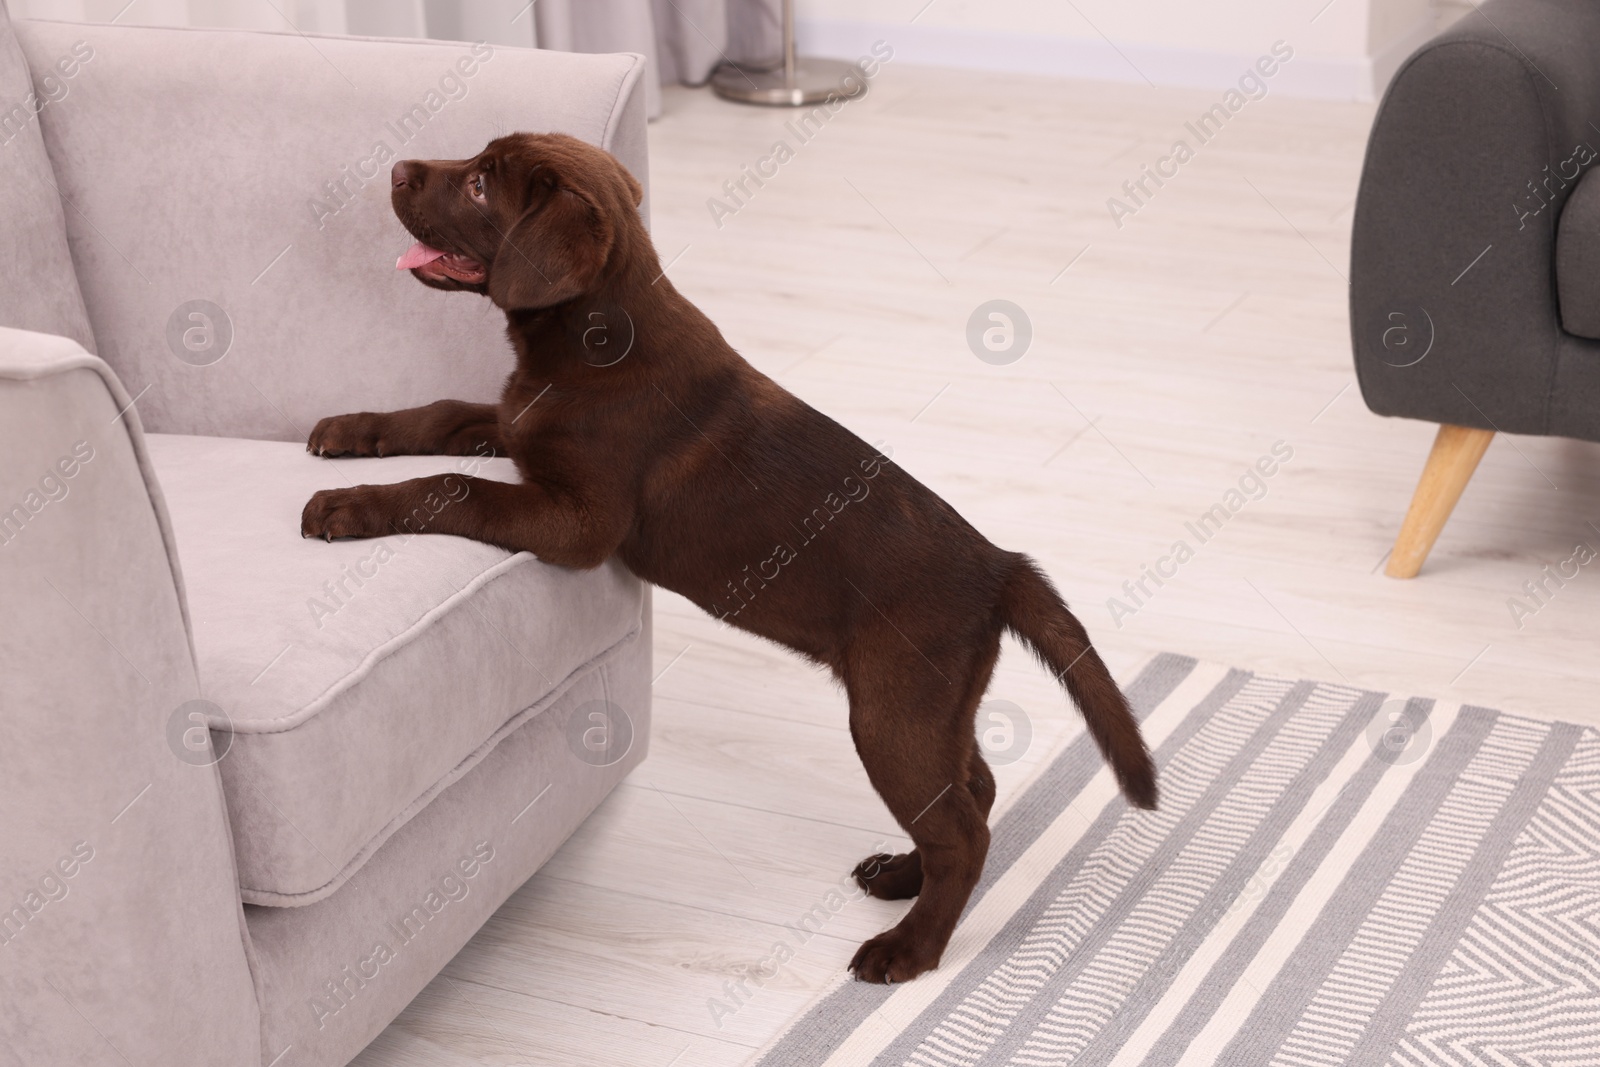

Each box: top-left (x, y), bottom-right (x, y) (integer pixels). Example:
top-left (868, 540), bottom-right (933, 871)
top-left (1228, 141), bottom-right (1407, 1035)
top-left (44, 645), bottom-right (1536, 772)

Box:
top-left (144, 433), bottom-right (645, 906)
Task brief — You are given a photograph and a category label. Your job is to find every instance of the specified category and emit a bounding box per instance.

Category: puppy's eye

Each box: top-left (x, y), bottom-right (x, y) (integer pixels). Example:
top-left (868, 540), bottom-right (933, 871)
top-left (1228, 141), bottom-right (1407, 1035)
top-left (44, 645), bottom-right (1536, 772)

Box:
top-left (469, 174), bottom-right (486, 201)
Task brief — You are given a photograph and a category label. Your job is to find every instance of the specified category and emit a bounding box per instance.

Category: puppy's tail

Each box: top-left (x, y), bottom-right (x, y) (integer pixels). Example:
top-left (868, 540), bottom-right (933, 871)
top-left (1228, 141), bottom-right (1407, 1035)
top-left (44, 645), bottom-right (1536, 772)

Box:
top-left (1000, 555), bottom-right (1157, 809)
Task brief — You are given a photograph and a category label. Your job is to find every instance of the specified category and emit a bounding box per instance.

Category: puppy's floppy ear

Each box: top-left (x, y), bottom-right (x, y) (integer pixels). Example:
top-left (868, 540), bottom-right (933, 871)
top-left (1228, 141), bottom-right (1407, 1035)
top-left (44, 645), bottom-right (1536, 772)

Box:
top-left (488, 179), bottom-right (613, 310)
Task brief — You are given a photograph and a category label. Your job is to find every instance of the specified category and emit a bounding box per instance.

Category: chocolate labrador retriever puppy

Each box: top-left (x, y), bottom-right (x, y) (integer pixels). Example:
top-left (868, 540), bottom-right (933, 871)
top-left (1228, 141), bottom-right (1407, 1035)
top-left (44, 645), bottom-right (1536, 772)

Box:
top-left (300, 133), bottom-right (1156, 984)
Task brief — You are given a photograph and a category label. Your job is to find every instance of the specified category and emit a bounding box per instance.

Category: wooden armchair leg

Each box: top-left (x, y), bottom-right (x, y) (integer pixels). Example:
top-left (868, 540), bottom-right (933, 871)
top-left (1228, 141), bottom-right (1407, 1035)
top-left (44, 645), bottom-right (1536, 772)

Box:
top-left (1385, 424), bottom-right (1495, 579)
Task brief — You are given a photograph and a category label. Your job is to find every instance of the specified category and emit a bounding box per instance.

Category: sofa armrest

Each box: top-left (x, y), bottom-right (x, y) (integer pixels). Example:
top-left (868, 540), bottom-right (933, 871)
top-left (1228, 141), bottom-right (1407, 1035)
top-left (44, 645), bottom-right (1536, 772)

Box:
top-left (1350, 0), bottom-right (1600, 435)
top-left (0, 327), bottom-right (261, 1065)
top-left (15, 20), bottom-right (649, 443)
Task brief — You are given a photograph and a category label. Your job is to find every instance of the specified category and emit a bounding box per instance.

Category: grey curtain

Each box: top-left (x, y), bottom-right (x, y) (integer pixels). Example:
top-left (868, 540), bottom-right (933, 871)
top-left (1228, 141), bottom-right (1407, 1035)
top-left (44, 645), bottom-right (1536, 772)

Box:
top-left (536, 0), bottom-right (780, 117)
top-left (14, 0), bottom-right (781, 120)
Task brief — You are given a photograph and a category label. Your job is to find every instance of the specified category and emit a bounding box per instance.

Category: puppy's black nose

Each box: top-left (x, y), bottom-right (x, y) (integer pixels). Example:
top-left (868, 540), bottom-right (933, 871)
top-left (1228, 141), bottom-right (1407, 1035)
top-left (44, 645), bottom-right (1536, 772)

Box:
top-left (391, 161), bottom-right (419, 190)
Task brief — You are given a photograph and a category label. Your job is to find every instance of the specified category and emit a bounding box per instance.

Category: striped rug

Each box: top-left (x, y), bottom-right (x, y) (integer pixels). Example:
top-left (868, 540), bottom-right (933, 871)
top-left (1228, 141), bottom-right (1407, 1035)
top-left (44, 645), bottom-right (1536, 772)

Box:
top-left (751, 653), bottom-right (1600, 1066)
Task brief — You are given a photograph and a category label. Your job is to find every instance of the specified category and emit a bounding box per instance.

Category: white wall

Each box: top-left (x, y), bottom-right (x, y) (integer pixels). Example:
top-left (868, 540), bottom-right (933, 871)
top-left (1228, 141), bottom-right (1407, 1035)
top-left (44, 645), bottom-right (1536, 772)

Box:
top-left (796, 0), bottom-right (1442, 100)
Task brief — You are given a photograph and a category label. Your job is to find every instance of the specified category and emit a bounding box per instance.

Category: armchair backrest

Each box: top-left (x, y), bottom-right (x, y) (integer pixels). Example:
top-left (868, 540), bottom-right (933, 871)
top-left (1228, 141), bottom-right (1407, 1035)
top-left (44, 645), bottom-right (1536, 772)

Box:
top-left (0, 2), bottom-right (95, 352)
top-left (15, 19), bottom-right (648, 441)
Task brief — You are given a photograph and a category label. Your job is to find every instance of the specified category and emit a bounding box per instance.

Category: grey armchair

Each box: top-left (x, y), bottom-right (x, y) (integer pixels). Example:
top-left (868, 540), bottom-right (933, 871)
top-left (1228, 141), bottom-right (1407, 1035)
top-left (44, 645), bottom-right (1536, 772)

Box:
top-left (1, 8), bottom-right (651, 1066)
top-left (1351, 0), bottom-right (1600, 576)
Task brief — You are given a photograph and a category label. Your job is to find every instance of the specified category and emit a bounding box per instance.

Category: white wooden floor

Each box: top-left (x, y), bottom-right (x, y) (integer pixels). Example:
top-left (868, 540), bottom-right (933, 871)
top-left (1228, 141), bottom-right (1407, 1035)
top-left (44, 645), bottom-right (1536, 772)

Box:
top-left (352, 63), bottom-right (1600, 1067)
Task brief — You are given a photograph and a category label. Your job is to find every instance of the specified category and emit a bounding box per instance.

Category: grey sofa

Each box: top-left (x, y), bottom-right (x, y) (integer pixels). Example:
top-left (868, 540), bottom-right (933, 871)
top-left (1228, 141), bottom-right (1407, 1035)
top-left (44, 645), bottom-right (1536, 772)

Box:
top-left (0, 8), bottom-right (651, 1066)
top-left (1352, 0), bottom-right (1600, 576)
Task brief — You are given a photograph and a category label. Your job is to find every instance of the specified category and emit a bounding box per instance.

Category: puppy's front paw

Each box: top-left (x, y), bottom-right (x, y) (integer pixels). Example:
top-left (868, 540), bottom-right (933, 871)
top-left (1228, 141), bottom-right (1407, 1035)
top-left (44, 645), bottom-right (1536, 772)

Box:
top-left (849, 925), bottom-right (941, 984)
top-left (307, 413), bottom-right (388, 457)
top-left (301, 487), bottom-right (389, 541)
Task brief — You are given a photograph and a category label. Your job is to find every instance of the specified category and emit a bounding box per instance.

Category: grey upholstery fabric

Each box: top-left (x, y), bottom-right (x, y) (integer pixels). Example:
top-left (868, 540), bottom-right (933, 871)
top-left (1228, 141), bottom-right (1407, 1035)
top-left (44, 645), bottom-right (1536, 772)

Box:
top-left (0, 328), bottom-right (261, 1066)
top-left (1549, 330), bottom-right (1600, 432)
top-left (1351, 0), bottom-right (1600, 442)
top-left (147, 434), bottom-right (646, 905)
top-left (247, 608), bottom-right (650, 1067)
top-left (15, 19), bottom-right (648, 442)
top-left (1557, 168), bottom-right (1600, 339)
top-left (0, 2), bottom-right (94, 350)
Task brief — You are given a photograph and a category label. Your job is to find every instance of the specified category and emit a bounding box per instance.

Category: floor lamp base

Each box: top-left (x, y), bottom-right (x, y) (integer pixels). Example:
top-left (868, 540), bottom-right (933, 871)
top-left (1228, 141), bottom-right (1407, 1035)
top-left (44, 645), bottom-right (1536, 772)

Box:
top-left (710, 57), bottom-right (867, 107)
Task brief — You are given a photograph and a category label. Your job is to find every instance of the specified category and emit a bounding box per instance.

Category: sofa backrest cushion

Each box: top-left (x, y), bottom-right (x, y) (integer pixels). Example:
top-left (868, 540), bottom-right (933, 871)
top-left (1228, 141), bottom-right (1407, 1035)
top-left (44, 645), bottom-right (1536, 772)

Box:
top-left (13, 20), bottom-right (647, 441)
top-left (0, 3), bottom-right (95, 352)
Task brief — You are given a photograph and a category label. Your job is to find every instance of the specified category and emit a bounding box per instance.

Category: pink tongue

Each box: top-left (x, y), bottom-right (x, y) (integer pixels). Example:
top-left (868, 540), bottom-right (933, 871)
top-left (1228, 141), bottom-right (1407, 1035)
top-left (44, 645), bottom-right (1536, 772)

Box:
top-left (396, 242), bottom-right (447, 271)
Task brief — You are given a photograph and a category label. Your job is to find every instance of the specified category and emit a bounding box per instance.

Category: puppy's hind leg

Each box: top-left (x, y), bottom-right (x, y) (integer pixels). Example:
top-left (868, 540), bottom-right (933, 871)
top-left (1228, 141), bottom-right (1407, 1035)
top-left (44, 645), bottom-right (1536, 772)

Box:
top-left (853, 744), bottom-right (997, 901)
top-left (853, 632), bottom-right (1001, 904)
top-left (845, 643), bottom-right (996, 984)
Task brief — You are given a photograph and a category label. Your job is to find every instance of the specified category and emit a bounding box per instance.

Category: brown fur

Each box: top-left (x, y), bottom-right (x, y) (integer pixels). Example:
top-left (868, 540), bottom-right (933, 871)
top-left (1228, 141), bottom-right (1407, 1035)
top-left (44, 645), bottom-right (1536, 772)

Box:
top-left (301, 133), bottom-right (1157, 983)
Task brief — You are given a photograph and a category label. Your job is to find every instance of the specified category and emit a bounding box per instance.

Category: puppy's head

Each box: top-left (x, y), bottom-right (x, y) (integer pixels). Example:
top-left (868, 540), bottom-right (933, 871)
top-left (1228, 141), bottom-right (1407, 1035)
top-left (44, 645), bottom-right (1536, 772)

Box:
top-left (390, 132), bottom-right (644, 311)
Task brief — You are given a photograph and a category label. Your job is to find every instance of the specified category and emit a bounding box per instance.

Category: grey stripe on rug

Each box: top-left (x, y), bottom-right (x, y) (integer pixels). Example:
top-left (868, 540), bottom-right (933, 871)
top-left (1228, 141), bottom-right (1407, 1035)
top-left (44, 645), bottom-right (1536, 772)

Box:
top-left (749, 653), bottom-right (1600, 1067)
